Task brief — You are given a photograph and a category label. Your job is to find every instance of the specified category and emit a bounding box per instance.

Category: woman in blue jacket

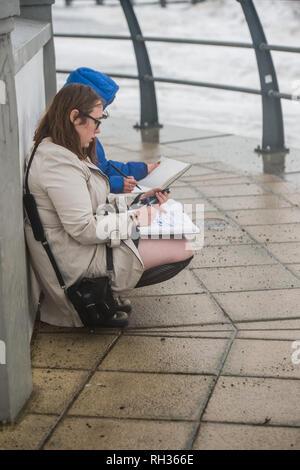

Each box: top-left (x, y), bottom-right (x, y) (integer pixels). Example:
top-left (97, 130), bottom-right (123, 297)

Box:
top-left (65, 68), bottom-right (160, 193)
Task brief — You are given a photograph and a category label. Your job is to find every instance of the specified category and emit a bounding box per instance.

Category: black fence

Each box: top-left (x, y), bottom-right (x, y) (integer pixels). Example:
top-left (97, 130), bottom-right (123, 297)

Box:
top-left (56, 0), bottom-right (300, 152)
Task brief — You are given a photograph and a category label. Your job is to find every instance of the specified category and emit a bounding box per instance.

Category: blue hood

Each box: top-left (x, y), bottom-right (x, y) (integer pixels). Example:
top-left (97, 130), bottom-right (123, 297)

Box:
top-left (65, 67), bottom-right (119, 109)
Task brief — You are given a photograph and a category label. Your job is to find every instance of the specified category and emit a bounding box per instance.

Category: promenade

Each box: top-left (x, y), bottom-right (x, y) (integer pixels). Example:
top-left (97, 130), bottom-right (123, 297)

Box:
top-left (1, 121), bottom-right (300, 450)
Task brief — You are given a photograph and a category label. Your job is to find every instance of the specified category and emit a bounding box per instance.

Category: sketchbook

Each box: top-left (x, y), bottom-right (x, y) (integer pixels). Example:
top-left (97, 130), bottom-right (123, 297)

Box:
top-left (138, 199), bottom-right (200, 237)
top-left (132, 157), bottom-right (191, 193)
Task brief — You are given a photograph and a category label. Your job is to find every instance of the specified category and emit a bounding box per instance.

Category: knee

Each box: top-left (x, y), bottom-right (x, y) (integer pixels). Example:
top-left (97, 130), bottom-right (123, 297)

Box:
top-left (174, 238), bottom-right (194, 262)
top-left (184, 241), bottom-right (194, 260)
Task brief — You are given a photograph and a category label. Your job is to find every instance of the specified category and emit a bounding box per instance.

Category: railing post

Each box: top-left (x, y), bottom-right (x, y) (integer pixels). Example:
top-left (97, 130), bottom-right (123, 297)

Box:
top-left (238, 0), bottom-right (288, 154)
top-left (119, 0), bottom-right (162, 141)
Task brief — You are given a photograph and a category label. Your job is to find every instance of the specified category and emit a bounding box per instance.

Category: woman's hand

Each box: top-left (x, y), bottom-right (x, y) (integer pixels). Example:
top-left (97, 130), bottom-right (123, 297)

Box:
top-left (140, 188), bottom-right (169, 206)
top-left (147, 161), bottom-right (160, 174)
top-left (123, 176), bottom-right (138, 193)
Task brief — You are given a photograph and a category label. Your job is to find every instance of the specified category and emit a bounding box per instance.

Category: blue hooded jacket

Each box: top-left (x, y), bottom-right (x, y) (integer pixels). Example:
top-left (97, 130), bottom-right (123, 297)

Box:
top-left (65, 67), bottom-right (147, 193)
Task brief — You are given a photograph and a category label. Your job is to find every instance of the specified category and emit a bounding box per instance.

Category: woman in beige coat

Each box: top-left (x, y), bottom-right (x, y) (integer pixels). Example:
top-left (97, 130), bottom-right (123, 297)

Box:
top-left (24, 84), bottom-right (193, 328)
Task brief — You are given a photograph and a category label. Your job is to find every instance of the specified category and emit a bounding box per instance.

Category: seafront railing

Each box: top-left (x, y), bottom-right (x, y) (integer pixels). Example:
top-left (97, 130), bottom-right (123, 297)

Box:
top-left (55, 0), bottom-right (300, 153)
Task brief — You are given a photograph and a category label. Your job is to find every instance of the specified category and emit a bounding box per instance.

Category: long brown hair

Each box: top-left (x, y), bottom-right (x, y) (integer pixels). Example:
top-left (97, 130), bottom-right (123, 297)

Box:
top-left (34, 83), bottom-right (104, 163)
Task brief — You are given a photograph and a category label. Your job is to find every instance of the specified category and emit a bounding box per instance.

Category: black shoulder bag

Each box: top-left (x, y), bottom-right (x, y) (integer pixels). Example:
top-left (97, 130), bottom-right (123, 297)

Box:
top-left (23, 144), bottom-right (119, 328)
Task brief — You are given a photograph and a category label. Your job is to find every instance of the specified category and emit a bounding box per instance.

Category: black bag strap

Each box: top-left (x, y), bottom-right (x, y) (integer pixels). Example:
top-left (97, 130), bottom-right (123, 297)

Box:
top-left (24, 142), bottom-right (39, 195)
top-left (24, 144), bottom-right (113, 290)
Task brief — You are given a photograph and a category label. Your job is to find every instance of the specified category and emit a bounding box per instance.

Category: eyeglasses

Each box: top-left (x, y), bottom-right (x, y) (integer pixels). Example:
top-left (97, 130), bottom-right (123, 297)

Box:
top-left (79, 109), bottom-right (109, 129)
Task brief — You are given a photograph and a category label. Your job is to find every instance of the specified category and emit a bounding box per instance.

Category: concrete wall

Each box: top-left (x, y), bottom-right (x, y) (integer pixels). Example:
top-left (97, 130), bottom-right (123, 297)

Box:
top-left (0, 0), bottom-right (56, 423)
top-left (15, 49), bottom-right (46, 179)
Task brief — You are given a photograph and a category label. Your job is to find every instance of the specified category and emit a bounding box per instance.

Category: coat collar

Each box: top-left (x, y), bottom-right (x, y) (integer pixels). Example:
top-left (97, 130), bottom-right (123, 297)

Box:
top-left (39, 138), bottom-right (110, 185)
top-left (84, 157), bottom-right (110, 185)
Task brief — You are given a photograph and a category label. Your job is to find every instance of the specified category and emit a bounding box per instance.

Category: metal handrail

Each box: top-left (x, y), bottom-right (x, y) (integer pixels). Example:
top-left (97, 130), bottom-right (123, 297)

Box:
top-left (55, 0), bottom-right (298, 152)
top-left (54, 32), bottom-right (300, 54)
top-left (56, 70), bottom-right (298, 101)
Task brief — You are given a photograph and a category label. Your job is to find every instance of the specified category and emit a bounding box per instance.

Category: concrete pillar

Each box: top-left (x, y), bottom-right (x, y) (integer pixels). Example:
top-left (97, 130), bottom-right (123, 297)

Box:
top-left (0, 0), bottom-right (33, 423)
top-left (19, 0), bottom-right (56, 104)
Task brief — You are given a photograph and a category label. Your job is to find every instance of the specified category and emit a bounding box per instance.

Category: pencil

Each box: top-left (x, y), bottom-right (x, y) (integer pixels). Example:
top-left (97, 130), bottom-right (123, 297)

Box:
top-left (110, 163), bottom-right (142, 190)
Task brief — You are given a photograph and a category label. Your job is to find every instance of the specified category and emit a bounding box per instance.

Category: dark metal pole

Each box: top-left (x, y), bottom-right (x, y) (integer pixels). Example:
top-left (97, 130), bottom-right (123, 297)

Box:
top-left (119, 0), bottom-right (161, 133)
top-left (238, 0), bottom-right (288, 153)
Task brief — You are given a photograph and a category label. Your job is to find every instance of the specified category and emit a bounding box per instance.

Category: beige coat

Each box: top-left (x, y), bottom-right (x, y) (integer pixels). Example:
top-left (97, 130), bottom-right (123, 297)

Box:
top-left (24, 138), bottom-right (144, 327)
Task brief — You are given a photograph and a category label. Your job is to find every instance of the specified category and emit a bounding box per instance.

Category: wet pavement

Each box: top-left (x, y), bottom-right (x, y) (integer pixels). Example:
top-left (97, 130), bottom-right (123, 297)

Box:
top-left (1, 121), bottom-right (300, 450)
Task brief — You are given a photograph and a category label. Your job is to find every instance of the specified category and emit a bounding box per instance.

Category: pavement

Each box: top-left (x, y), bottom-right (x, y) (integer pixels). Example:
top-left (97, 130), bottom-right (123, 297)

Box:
top-left (1, 121), bottom-right (300, 450)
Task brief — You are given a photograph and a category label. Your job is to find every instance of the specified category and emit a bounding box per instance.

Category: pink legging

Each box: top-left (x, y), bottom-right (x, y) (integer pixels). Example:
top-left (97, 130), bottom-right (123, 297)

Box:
top-left (138, 237), bottom-right (194, 270)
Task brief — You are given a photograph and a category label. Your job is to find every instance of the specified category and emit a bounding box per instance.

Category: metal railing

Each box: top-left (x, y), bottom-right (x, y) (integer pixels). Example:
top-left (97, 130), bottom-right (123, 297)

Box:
top-left (55, 0), bottom-right (300, 153)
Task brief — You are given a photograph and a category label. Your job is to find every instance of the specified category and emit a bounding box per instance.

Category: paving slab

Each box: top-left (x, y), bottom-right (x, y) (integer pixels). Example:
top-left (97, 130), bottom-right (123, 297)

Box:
top-left (127, 293), bottom-right (229, 328)
top-left (204, 224), bottom-right (254, 246)
top-left (286, 173), bottom-right (300, 188)
top-left (197, 161), bottom-right (239, 172)
top-left (237, 330), bottom-right (300, 340)
top-left (171, 154), bottom-right (219, 165)
top-left (183, 166), bottom-right (223, 178)
top-left (204, 210), bottom-right (228, 221)
top-left (283, 193), bottom-right (300, 206)
top-left (124, 331), bottom-right (234, 339)
top-left (193, 422), bottom-right (300, 450)
top-left (210, 194), bottom-right (291, 211)
top-left (214, 289), bottom-right (300, 322)
top-left (203, 376), bottom-right (300, 426)
top-left (194, 265), bottom-right (300, 293)
top-left (166, 186), bottom-right (200, 199)
top-left (165, 135), bottom-right (300, 175)
top-left (131, 270), bottom-right (203, 297)
top-left (129, 324), bottom-right (235, 332)
top-left (245, 223), bottom-right (300, 244)
top-left (267, 242), bottom-right (300, 263)
top-left (31, 333), bottom-right (117, 369)
top-left (26, 369), bottom-right (89, 415)
top-left (0, 414), bottom-right (56, 450)
top-left (182, 171), bottom-right (241, 182)
top-left (227, 208), bottom-right (300, 226)
top-left (101, 121), bottom-right (218, 146)
top-left (172, 179), bottom-right (189, 188)
top-left (163, 135), bottom-right (264, 174)
top-left (190, 244), bottom-right (277, 268)
top-left (254, 174), bottom-right (283, 182)
top-left (126, 324), bottom-right (235, 338)
top-left (113, 141), bottom-right (192, 161)
top-left (98, 336), bottom-right (230, 375)
top-left (235, 318), bottom-right (300, 330)
top-left (196, 176), bottom-right (255, 186)
top-left (200, 184), bottom-right (269, 198)
top-left (181, 197), bottom-right (215, 212)
top-left (263, 182), bottom-right (299, 194)
top-left (68, 371), bottom-right (215, 421)
top-left (287, 264), bottom-right (300, 277)
top-left (222, 338), bottom-right (300, 379)
top-left (159, 125), bottom-right (225, 144)
top-left (35, 322), bottom-right (121, 335)
top-left (44, 416), bottom-right (196, 450)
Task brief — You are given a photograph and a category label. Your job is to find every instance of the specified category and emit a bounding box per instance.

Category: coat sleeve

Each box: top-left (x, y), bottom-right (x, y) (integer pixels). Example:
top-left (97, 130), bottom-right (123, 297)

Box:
top-left (41, 154), bottom-right (134, 246)
top-left (108, 175), bottom-right (124, 194)
top-left (104, 159), bottom-right (148, 181)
